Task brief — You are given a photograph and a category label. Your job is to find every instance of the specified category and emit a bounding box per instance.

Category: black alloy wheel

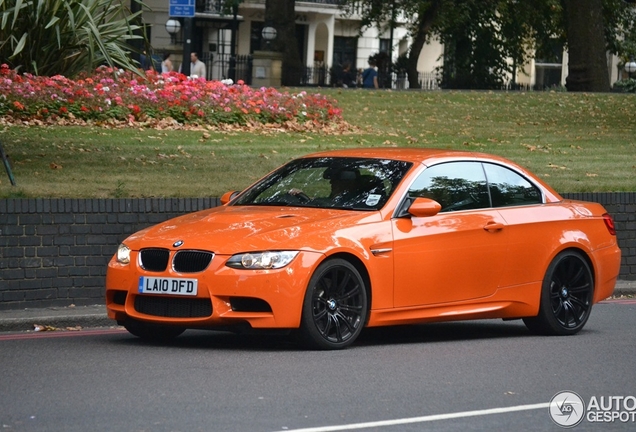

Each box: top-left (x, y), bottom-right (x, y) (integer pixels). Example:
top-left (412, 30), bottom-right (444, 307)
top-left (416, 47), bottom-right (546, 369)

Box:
top-left (524, 250), bottom-right (594, 335)
top-left (298, 258), bottom-right (368, 350)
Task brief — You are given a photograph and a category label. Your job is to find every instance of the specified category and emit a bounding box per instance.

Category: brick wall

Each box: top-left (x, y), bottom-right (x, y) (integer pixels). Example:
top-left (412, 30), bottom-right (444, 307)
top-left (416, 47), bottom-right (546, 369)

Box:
top-left (0, 194), bottom-right (634, 310)
top-left (0, 198), bottom-right (219, 310)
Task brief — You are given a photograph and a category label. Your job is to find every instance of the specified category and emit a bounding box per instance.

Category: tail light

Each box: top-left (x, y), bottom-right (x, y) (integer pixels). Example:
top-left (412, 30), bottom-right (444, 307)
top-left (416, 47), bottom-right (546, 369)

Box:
top-left (602, 213), bottom-right (616, 236)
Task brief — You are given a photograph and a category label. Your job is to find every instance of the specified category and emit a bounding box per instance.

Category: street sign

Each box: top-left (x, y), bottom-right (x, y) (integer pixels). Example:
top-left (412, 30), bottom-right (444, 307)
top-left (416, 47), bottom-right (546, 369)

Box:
top-left (169, 0), bottom-right (195, 17)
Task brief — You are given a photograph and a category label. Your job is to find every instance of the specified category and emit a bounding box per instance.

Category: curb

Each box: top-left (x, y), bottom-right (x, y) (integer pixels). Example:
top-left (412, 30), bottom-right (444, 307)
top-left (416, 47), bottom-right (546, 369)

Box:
top-left (612, 279), bottom-right (636, 297)
top-left (0, 305), bottom-right (112, 333)
top-left (0, 314), bottom-right (114, 333)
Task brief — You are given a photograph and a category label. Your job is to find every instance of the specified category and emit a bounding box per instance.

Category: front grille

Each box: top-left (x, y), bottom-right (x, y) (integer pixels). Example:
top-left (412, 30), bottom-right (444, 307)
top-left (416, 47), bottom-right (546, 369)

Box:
top-left (173, 250), bottom-right (214, 273)
top-left (140, 248), bottom-right (170, 272)
top-left (135, 296), bottom-right (212, 318)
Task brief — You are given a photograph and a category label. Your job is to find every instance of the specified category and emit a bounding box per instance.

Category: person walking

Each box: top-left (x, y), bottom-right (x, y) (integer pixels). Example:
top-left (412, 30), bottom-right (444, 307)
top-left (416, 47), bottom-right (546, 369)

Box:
top-left (362, 60), bottom-right (378, 89)
top-left (190, 52), bottom-right (206, 79)
top-left (161, 53), bottom-right (173, 73)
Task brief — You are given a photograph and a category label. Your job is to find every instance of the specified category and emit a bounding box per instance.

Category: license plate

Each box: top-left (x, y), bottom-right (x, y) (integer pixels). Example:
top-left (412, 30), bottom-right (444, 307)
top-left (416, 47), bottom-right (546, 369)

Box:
top-left (138, 276), bottom-right (198, 296)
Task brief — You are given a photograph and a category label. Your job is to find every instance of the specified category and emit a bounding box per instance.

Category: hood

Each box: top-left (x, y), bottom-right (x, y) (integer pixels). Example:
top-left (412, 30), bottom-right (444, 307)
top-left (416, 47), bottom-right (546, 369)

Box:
top-left (123, 205), bottom-right (381, 254)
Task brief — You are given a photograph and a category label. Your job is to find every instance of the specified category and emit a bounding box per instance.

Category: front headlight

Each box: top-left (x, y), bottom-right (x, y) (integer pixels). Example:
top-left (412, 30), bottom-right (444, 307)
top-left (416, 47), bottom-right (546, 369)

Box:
top-left (226, 251), bottom-right (299, 270)
top-left (116, 244), bottom-right (131, 264)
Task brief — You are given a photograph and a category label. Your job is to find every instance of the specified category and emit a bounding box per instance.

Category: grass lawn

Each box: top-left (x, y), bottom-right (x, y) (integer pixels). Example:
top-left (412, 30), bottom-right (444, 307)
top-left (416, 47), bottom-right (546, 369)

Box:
top-left (1, 89), bottom-right (635, 198)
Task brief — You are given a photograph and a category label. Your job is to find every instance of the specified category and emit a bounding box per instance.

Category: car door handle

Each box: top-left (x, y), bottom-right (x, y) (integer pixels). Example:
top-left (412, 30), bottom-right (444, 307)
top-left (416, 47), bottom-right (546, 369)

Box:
top-left (483, 222), bottom-right (504, 232)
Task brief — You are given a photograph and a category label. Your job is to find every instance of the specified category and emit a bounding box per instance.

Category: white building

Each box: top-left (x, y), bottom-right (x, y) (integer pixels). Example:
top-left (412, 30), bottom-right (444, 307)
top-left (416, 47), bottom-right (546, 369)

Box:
top-left (138, 0), bottom-right (625, 89)
top-left (139, 0), bottom-right (416, 85)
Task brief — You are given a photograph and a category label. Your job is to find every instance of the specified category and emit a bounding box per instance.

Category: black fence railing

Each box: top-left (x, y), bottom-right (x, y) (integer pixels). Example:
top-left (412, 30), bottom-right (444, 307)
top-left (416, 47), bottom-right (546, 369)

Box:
top-left (302, 64), bottom-right (329, 86)
top-left (234, 55), bottom-right (253, 84)
top-left (178, 58), bottom-right (541, 92)
top-left (198, 53), bottom-right (252, 84)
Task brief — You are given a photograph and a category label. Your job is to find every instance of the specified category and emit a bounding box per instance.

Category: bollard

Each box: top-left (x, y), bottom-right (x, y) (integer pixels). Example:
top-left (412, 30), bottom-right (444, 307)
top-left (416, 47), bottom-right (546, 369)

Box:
top-left (0, 140), bottom-right (16, 186)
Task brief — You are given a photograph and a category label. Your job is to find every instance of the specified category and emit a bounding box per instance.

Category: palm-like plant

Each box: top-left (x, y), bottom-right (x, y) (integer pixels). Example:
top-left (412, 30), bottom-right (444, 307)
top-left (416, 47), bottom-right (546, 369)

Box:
top-left (0, 0), bottom-right (146, 77)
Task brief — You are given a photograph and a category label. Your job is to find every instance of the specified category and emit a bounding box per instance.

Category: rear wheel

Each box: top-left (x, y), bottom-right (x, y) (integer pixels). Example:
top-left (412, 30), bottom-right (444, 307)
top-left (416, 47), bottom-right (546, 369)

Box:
top-left (523, 250), bottom-right (594, 335)
top-left (124, 319), bottom-right (185, 342)
top-left (297, 259), bottom-right (368, 350)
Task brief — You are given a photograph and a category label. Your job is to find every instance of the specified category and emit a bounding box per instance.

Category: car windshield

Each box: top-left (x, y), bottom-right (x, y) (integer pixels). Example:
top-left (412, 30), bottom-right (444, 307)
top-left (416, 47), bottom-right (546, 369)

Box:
top-left (233, 157), bottom-right (413, 210)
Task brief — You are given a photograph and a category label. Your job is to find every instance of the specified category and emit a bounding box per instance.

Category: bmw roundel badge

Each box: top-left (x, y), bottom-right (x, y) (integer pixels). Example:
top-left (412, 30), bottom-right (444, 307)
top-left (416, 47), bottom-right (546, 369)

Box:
top-left (173, 240), bottom-right (184, 248)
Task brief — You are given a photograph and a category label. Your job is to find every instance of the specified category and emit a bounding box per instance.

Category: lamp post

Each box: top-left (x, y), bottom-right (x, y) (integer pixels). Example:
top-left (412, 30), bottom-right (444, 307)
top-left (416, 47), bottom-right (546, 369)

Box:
top-left (165, 19), bottom-right (181, 45)
top-left (625, 59), bottom-right (636, 79)
top-left (252, 24), bottom-right (281, 88)
top-left (261, 25), bottom-right (277, 51)
top-left (228, 3), bottom-right (239, 81)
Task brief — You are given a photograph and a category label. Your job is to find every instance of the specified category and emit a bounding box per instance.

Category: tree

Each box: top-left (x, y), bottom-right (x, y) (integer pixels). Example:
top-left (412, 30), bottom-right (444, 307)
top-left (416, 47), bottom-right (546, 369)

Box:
top-left (436, 1), bottom-right (510, 89)
top-left (432, 0), bottom-right (566, 89)
top-left (406, 1), bottom-right (442, 89)
top-left (563, 0), bottom-right (610, 91)
top-left (0, 0), bottom-right (145, 77)
top-left (601, 0), bottom-right (636, 78)
top-left (265, 0), bottom-right (302, 86)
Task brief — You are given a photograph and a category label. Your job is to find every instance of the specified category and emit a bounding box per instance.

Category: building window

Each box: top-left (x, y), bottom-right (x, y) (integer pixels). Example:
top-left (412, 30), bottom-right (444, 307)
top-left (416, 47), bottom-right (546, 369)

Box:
top-left (333, 37), bottom-right (357, 68)
top-left (535, 38), bottom-right (564, 89)
top-left (379, 38), bottom-right (390, 55)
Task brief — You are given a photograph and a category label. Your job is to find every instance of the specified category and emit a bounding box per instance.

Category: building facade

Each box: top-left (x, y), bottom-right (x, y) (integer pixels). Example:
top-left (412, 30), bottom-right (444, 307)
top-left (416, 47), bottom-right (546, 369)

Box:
top-left (139, 0), bottom-right (625, 89)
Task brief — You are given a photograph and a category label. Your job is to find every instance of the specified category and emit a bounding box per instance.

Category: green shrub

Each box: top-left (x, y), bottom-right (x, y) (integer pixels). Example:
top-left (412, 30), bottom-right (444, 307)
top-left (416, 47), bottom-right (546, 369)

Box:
top-left (0, 0), bottom-right (144, 77)
top-left (612, 79), bottom-right (636, 93)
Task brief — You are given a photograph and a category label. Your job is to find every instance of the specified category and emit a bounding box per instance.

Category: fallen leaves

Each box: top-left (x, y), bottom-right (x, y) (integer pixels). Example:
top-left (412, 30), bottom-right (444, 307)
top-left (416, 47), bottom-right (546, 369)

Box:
top-left (522, 144), bottom-right (552, 153)
top-left (547, 163), bottom-right (568, 170)
top-left (33, 324), bottom-right (82, 332)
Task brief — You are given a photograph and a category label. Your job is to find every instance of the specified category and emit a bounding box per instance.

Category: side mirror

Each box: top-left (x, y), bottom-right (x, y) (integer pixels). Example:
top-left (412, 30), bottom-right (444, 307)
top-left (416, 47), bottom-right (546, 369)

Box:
top-left (220, 191), bottom-right (240, 205)
top-left (408, 197), bottom-right (441, 217)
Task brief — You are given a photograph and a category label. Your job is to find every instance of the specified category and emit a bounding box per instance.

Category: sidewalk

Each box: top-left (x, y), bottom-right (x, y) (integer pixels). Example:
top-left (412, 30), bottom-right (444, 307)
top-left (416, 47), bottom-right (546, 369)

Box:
top-left (0, 280), bottom-right (634, 333)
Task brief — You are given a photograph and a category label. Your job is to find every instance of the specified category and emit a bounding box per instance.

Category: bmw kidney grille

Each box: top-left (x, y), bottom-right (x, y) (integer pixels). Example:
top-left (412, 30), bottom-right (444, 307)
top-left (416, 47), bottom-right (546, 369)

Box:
top-left (140, 248), bottom-right (213, 273)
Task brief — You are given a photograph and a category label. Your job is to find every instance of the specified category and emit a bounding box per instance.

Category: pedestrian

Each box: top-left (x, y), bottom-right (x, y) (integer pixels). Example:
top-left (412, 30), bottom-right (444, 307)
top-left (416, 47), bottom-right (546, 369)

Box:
top-left (342, 63), bottom-right (356, 88)
top-left (161, 53), bottom-right (173, 73)
top-left (140, 51), bottom-right (152, 71)
top-left (190, 52), bottom-right (206, 79)
top-left (362, 59), bottom-right (379, 89)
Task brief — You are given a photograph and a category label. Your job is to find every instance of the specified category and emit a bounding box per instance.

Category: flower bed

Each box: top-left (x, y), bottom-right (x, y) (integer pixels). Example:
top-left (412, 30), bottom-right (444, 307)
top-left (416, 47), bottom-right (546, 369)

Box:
top-left (0, 64), bottom-right (343, 129)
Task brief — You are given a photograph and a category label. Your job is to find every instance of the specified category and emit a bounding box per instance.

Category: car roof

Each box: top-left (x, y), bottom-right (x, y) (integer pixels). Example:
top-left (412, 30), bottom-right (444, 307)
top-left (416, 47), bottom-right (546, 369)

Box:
top-left (304, 147), bottom-right (512, 165)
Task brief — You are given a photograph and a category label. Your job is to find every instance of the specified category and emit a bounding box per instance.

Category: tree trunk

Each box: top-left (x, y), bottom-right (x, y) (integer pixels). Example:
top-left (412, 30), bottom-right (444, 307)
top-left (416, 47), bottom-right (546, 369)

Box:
top-left (563, 0), bottom-right (610, 92)
top-left (407, 1), bottom-right (442, 89)
top-left (265, 0), bottom-right (302, 86)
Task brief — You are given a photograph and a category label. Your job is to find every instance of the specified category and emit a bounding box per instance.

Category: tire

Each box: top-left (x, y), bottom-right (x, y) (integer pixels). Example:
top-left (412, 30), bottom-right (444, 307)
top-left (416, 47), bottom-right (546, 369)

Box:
top-left (523, 250), bottom-right (594, 336)
top-left (297, 258), bottom-right (368, 350)
top-left (124, 319), bottom-right (185, 342)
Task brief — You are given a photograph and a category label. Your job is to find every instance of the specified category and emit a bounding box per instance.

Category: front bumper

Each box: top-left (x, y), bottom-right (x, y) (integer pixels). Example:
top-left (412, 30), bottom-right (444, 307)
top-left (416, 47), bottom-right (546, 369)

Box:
top-left (105, 250), bottom-right (323, 329)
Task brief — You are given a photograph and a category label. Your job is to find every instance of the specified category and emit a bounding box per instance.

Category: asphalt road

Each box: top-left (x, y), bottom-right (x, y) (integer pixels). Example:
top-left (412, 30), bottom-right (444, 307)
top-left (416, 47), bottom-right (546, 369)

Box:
top-left (1, 300), bottom-right (635, 432)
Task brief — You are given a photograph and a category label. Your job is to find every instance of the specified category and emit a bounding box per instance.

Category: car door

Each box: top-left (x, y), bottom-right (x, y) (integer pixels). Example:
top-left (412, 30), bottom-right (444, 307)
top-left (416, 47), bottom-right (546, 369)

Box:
top-left (481, 162), bottom-right (548, 288)
top-left (392, 161), bottom-right (510, 307)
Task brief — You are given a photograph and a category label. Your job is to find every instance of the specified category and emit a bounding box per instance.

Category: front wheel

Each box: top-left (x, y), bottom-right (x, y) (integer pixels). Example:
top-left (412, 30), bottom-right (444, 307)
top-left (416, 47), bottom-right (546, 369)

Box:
top-left (523, 250), bottom-right (594, 336)
top-left (124, 319), bottom-right (185, 342)
top-left (297, 259), bottom-right (368, 350)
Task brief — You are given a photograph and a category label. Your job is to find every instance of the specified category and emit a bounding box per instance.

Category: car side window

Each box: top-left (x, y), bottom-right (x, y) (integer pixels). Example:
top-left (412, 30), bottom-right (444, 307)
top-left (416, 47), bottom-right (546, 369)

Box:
top-left (408, 162), bottom-right (489, 212)
top-left (483, 163), bottom-right (542, 207)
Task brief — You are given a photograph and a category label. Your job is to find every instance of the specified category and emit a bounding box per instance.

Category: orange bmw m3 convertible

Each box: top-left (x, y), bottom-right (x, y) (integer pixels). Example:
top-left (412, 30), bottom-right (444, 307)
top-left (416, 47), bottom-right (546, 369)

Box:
top-left (105, 148), bottom-right (621, 349)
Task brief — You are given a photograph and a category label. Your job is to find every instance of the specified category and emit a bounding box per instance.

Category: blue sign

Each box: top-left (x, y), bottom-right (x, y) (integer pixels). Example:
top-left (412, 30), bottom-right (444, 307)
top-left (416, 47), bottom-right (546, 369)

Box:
top-left (169, 0), bottom-right (195, 17)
